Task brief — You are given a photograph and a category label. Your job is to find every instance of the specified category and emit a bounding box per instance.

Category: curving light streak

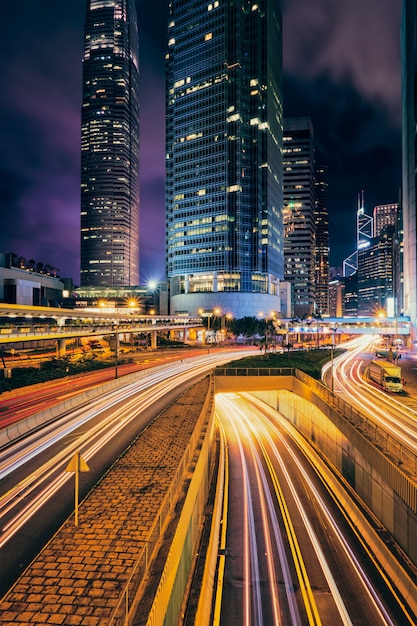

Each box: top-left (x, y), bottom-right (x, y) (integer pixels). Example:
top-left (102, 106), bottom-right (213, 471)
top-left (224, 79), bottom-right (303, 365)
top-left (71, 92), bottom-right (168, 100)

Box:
top-left (217, 395), bottom-right (311, 625)
top-left (0, 350), bottom-right (254, 549)
top-left (323, 336), bottom-right (417, 455)
top-left (241, 392), bottom-right (401, 626)
top-left (216, 391), bottom-right (405, 625)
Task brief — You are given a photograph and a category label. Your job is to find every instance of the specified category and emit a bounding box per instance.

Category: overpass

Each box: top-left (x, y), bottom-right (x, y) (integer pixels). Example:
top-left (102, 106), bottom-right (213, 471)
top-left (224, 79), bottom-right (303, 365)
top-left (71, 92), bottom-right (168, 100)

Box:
top-left (0, 304), bottom-right (412, 355)
top-left (281, 315), bottom-right (410, 338)
top-left (0, 303), bottom-right (203, 352)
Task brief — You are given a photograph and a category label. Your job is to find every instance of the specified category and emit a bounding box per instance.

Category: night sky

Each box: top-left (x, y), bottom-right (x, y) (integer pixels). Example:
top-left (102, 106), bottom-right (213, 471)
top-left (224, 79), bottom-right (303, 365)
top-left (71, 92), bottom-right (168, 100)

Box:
top-left (0, 0), bottom-right (403, 286)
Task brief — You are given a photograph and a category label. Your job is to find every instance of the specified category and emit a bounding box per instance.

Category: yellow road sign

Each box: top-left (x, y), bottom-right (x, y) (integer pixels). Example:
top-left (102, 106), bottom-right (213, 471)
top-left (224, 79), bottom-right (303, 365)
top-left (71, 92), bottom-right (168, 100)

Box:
top-left (66, 452), bottom-right (90, 473)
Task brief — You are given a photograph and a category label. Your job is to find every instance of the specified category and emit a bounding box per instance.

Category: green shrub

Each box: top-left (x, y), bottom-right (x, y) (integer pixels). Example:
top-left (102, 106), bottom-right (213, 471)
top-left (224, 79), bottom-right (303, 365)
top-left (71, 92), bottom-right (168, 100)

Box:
top-left (222, 348), bottom-right (344, 380)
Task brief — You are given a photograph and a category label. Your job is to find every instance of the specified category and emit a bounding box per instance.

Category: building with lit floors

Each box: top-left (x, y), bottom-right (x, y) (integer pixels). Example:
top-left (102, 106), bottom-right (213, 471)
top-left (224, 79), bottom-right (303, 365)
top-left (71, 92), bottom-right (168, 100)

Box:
top-left (165, 0), bottom-right (284, 319)
top-left (314, 165), bottom-right (330, 315)
top-left (357, 225), bottom-right (397, 316)
top-left (283, 117), bottom-right (316, 317)
top-left (401, 0), bottom-right (416, 339)
top-left (80, 0), bottom-right (140, 288)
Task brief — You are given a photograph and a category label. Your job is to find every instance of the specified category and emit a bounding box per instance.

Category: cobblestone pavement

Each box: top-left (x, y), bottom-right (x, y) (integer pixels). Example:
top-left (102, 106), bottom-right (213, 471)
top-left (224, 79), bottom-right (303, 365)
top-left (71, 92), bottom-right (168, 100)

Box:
top-left (0, 378), bottom-right (211, 626)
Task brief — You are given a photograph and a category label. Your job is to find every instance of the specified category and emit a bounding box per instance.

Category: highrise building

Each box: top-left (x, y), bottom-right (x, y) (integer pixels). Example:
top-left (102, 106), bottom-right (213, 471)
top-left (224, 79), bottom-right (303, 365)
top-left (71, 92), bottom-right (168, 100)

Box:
top-left (283, 117), bottom-right (316, 317)
top-left (401, 0), bottom-right (417, 339)
top-left (165, 0), bottom-right (283, 318)
top-left (80, 0), bottom-right (140, 288)
top-left (373, 203), bottom-right (399, 238)
top-left (314, 165), bottom-right (329, 315)
top-left (342, 191), bottom-right (373, 278)
top-left (357, 226), bottom-right (397, 316)
top-left (373, 203), bottom-right (403, 316)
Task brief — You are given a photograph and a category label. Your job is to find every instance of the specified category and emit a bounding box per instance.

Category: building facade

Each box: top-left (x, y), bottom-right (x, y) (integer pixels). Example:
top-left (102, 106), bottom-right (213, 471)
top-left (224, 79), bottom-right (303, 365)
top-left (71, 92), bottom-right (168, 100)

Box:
top-left (357, 227), bottom-right (397, 316)
top-left (165, 0), bottom-right (284, 319)
top-left (0, 253), bottom-right (64, 306)
top-left (314, 165), bottom-right (329, 315)
top-left (283, 117), bottom-right (316, 317)
top-left (401, 0), bottom-right (417, 339)
top-left (80, 0), bottom-right (140, 288)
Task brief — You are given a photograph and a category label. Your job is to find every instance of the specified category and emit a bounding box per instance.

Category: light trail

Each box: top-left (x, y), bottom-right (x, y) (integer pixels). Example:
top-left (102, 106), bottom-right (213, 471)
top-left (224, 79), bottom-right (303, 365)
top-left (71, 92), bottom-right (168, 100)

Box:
top-left (217, 395), bottom-right (319, 625)
top-left (321, 336), bottom-right (417, 458)
top-left (0, 350), bottom-right (254, 550)
top-left (215, 391), bottom-right (406, 625)
top-left (243, 392), bottom-right (409, 625)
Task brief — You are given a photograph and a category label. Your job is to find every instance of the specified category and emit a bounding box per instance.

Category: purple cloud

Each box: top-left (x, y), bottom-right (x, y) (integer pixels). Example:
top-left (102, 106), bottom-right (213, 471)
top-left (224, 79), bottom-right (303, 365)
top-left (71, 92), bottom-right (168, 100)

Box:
top-left (282, 0), bottom-right (402, 125)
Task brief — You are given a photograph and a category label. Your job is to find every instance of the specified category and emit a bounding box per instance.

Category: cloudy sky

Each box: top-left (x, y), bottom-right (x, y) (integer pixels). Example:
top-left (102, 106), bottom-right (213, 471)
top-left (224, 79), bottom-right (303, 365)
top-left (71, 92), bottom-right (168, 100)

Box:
top-left (0, 0), bottom-right (403, 285)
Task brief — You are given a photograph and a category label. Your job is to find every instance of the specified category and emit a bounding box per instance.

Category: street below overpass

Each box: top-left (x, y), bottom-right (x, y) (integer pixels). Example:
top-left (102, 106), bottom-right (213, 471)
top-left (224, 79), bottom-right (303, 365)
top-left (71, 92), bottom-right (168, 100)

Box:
top-left (211, 392), bottom-right (415, 625)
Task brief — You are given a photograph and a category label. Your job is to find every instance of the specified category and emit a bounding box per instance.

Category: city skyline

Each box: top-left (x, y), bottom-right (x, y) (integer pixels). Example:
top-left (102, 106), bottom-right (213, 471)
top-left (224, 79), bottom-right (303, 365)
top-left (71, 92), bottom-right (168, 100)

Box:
top-left (0, 0), bottom-right (403, 286)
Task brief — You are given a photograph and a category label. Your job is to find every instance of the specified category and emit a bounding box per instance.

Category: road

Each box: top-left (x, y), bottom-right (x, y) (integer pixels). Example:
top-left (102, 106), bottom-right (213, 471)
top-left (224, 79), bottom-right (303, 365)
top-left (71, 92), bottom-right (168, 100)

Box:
top-left (0, 348), bottom-right (255, 596)
top-left (321, 336), bottom-right (417, 473)
top-left (213, 392), bottom-right (414, 625)
top-left (0, 347), bottom-right (234, 428)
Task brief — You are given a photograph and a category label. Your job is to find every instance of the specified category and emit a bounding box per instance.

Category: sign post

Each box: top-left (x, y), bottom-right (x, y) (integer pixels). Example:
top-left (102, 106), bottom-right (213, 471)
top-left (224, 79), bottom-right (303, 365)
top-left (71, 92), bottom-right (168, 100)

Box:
top-left (65, 452), bottom-right (90, 526)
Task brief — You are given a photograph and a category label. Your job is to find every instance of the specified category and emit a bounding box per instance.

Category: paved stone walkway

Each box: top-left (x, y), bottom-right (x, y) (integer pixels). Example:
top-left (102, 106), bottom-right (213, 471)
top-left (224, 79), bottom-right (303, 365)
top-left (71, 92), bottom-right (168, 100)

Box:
top-left (0, 377), bottom-right (211, 626)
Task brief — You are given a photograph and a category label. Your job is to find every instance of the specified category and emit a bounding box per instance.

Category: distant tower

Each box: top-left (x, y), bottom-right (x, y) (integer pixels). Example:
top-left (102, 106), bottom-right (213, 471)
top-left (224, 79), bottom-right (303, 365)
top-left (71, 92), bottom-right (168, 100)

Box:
top-left (314, 165), bottom-right (329, 315)
top-left (283, 117), bottom-right (316, 317)
top-left (343, 191), bottom-right (373, 277)
top-left (165, 0), bottom-right (283, 318)
top-left (401, 0), bottom-right (417, 338)
top-left (357, 190), bottom-right (373, 249)
top-left (80, 0), bottom-right (140, 287)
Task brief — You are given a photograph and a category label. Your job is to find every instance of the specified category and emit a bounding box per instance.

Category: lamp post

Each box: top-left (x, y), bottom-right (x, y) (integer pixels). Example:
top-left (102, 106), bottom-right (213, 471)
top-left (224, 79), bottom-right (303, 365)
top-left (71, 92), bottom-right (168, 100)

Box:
top-left (377, 310), bottom-right (389, 353)
top-left (330, 329), bottom-right (335, 393)
top-left (113, 322), bottom-right (119, 379)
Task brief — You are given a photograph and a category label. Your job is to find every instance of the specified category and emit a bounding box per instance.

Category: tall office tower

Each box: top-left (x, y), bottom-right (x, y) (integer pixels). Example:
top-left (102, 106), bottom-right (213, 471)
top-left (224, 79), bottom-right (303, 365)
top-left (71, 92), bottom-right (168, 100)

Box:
top-left (357, 226), bottom-right (397, 316)
top-left (166, 0), bottom-right (283, 319)
top-left (342, 191), bottom-right (373, 278)
top-left (80, 0), bottom-right (140, 288)
top-left (314, 165), bottom-right (329, 315)
top-left (401, 0), bottom-right (416, 339)
top-left (283, 117), bottom-right (316, 317)
top-left (373, 203), bottom-right (403, 316)
top-left (357, 190), bottom-right (373, 248)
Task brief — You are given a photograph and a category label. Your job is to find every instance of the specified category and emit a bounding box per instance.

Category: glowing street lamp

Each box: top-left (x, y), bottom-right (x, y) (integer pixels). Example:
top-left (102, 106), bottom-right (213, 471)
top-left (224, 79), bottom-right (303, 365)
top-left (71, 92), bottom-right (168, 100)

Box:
top-left (377, 310), bottom-right (389, 352)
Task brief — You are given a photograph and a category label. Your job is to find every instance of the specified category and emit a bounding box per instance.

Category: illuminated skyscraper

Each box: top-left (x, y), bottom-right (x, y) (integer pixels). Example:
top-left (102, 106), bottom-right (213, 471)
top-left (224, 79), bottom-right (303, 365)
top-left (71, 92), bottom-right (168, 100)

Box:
top-left (373, 203), bottom-right (399, 238)
top-left (314, 165), bottom-right (329, 315)
top-left (165, 0), bottom-right (283, 318)
top-left (80, 0), bottom-right (140, 287)
top-left (283, 117), bottom-right (316, 317)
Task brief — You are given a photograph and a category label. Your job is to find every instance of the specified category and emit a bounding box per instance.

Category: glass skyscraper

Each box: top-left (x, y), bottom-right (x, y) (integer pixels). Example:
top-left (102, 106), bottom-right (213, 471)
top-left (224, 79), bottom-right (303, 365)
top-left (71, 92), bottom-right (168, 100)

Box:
top-left (165, 0), bottom-right (283, 318)
top-left (80, 0), bottom-right (140, 288)
top-left (314, 165), bottom-right (330, 315)
top-left (283, 117), bottom-right (316, 317)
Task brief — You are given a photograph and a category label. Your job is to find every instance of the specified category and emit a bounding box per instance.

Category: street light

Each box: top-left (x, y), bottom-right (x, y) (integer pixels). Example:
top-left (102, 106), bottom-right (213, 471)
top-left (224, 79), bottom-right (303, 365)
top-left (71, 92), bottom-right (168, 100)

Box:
top-left (329, 325), bottom-right (339, 393)
top-left (377, 310), bottom-right (389, 353)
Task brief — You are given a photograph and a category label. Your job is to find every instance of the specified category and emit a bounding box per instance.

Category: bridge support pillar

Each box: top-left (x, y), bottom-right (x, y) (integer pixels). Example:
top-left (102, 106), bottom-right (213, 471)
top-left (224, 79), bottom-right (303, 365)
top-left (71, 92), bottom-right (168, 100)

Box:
top-left (57, 338), bottom-right (66, 358)
top-left (150, 330), bottom-right (157, 350)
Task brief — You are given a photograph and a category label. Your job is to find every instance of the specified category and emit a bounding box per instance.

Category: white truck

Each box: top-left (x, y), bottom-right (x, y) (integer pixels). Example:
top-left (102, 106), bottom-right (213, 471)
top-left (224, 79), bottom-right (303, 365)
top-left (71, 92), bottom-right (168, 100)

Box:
top-left (368, 359), bottom-right (403, 393)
